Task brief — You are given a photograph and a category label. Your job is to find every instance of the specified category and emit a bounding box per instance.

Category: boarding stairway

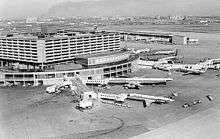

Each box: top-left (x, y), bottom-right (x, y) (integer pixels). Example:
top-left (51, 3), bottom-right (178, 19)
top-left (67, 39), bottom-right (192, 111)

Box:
top-left (70, 76), bottom-right (92, 95)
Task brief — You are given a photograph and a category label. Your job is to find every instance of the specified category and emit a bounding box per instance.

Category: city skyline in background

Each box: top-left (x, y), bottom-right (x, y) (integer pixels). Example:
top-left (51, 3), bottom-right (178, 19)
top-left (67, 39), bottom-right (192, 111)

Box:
top-left (0, 0), bottom-right (220, 18)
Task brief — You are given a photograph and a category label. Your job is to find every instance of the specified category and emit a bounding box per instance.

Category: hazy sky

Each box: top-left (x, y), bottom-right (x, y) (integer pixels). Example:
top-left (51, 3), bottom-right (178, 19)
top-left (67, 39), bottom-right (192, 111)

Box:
top-left (0, 0), bottom-right (219, 18)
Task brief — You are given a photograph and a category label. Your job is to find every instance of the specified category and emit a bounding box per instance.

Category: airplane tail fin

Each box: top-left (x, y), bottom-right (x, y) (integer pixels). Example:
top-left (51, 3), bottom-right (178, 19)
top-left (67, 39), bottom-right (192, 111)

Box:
top-left (143, 99), bottom-right (154, 108)
top-left (169, 88), bottom-right (178, 97)
top-left (143, 100), bottom-right (147, 108)
top-left (175, 49), bottom-right (178, 56)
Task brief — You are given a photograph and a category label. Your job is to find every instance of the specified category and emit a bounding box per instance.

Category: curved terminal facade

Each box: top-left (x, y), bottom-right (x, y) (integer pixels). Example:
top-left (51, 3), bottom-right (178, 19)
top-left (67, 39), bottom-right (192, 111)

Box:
top-left (0, 53), bottom-right (138, 86)
top-left (0, 31), bottom-right (139, 86)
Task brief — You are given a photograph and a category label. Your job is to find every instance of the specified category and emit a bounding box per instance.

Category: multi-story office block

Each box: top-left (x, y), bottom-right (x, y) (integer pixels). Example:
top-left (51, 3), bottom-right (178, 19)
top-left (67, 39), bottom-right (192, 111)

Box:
top-left (0, 32), bottom-right (121, 67)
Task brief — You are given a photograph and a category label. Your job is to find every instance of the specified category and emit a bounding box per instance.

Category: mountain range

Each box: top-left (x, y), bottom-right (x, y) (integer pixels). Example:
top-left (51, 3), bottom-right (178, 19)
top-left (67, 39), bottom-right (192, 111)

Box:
top-left (0, 0), bottom-right (220, 18)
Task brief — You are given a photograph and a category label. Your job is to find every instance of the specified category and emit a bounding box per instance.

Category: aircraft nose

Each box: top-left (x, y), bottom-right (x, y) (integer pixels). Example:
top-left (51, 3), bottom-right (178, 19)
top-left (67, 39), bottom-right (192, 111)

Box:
top-left (167, 78), bottom-right (173, 81)
top-left (46, 91), bottom-right (51, 94)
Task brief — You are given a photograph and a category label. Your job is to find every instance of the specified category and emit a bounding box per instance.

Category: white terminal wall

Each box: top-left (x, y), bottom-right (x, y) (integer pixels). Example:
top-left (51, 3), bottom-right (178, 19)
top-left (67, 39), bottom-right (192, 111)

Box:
top-left (88, 53), bottom-right (130, 66)
top-left (37, 40), bottom-right (46, 63)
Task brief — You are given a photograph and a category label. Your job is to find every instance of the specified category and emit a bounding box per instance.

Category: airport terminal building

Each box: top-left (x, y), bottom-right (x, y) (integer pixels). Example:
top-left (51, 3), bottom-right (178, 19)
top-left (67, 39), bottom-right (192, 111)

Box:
top-left (0, 31), bottom-right (139, 86)
top-left (0, 32), bottom-right (120, 67)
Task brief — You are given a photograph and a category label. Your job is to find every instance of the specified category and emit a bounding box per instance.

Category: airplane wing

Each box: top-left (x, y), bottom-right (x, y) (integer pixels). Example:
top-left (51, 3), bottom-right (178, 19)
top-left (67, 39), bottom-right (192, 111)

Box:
top-left (182, 69), bottom-right (206, 75)
top-left (128, 81), bottom-right (142, 87)
top-left (182, 72), bottom-right (193, 76)
top-left (158, 56), bottom-right (176, 61)
top-left (143, 99), bottom-right (155, 107)
top-left (128, 93), bottom-right (174, 107)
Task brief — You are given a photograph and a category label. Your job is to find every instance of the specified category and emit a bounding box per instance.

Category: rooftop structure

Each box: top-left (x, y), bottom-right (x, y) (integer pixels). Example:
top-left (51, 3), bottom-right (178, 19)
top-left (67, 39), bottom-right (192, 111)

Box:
top-left (75, 51), bottom-right (130, 67)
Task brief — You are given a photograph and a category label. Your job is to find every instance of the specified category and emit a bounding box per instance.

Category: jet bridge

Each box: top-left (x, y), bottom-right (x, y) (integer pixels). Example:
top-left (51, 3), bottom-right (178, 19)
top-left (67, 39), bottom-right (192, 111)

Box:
top-left (70, 76), bottom-right (92, 95)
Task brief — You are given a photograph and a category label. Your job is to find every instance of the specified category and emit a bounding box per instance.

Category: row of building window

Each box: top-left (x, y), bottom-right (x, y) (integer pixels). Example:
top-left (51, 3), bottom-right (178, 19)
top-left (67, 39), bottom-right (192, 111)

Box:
top-left (0, 49), bottom-right (37, 53)
top-left (45, 43), bottom-right (120, 50)
top-left (0, 53), bottom-right (37, 59)
top-left (4, 63), bottom-right (131, 80)
top-left (88, 54), bottom-right (129, 65)
top-left (0, 56), bottom-right (38, 62)
top-left (45, 42), bottom-right (120, 51)
top-left (44, 34), bottom-right (119, 42)
top-left (0, 47), bottom-right (37, 50)
top-left (0, 39), bottom-right (37, 42)
top-left (0, 51), bottom-right (37, 55)
top-left (46, 43), bottom-right (120, 52)
top-left (45, 39), bottom-right (120, 46)
top-left (45, 46), bottom-right (120, 57)
top-left (45, 49), bottom-right (120, 62)
top-left (1, 42), bottom-right (37, 45)
top-left (3, 67), bottom-right (133, 83)
top-left (45, 36), bottom-right (119, 41)
top-left (1, 46), bottom-right (37, 50)
top-left (46, 44), bottom-right (119, 51)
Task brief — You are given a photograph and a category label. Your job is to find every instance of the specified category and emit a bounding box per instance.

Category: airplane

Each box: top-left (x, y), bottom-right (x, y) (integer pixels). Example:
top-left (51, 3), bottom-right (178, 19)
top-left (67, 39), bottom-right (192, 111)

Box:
top-left (123, 82), bottom-right (142, 89)
top-left (73, 75), bottom-right (173, 89)
top-left (153, 63), bottom-right (172, 71)
top-left (127, 93), bottom-right (174, 107)
top-left (87, 91), bottom-right (174, 108)
top-left (154, 63), bottom-right (207, 75)
top-left (108, 77), bottom-right (173, 85)
top-left (173, 63), bottom-right (207, 75)
top-left (46, 75), bottom-right (174, 110)
top-left (199, 58), bottom-right (220, 70)
top-left (76, 78), bottom-right (174, 109)
top-left (181, 68), bottom-right (207, 75)
top-left (158, 56), bottom-right (176, 63)
top-left (143, 49), bottom-right (178, 57)
top-left (139, 56), bottom-right (176, 69)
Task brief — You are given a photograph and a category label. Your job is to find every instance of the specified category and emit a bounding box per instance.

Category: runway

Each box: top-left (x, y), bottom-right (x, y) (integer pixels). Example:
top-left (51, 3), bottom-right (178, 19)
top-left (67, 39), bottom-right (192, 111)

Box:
top-left (132, 104), bottom-right (220, 139)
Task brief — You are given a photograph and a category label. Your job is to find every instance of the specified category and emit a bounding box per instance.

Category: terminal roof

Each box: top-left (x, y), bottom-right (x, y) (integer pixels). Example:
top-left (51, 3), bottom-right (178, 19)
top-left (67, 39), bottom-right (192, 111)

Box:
top-left (76, 51), bottom-right (128, 59)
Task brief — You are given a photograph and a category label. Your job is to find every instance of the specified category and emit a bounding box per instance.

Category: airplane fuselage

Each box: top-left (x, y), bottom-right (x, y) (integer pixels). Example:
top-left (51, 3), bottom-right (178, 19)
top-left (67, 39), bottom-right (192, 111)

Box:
top-left (108, 77), bottom-right (173, 85)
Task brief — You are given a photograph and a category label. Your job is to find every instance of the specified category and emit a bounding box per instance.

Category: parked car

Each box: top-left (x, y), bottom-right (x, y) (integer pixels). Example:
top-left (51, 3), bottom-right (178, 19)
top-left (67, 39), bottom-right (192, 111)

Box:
top-left (182, 103), bottom-right (190, 108)
top-left (193, 100), bottom-right (202, 105)
top-left (206, 95), bottom-right (213, 101)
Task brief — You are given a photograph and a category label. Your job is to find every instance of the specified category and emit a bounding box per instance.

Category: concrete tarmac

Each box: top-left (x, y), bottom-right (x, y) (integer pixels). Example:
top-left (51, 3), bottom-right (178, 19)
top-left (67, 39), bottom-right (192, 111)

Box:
top-left (0, 25), bottom-right (220, 139)
top-left (132, 105), bottom-right (220, 139)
